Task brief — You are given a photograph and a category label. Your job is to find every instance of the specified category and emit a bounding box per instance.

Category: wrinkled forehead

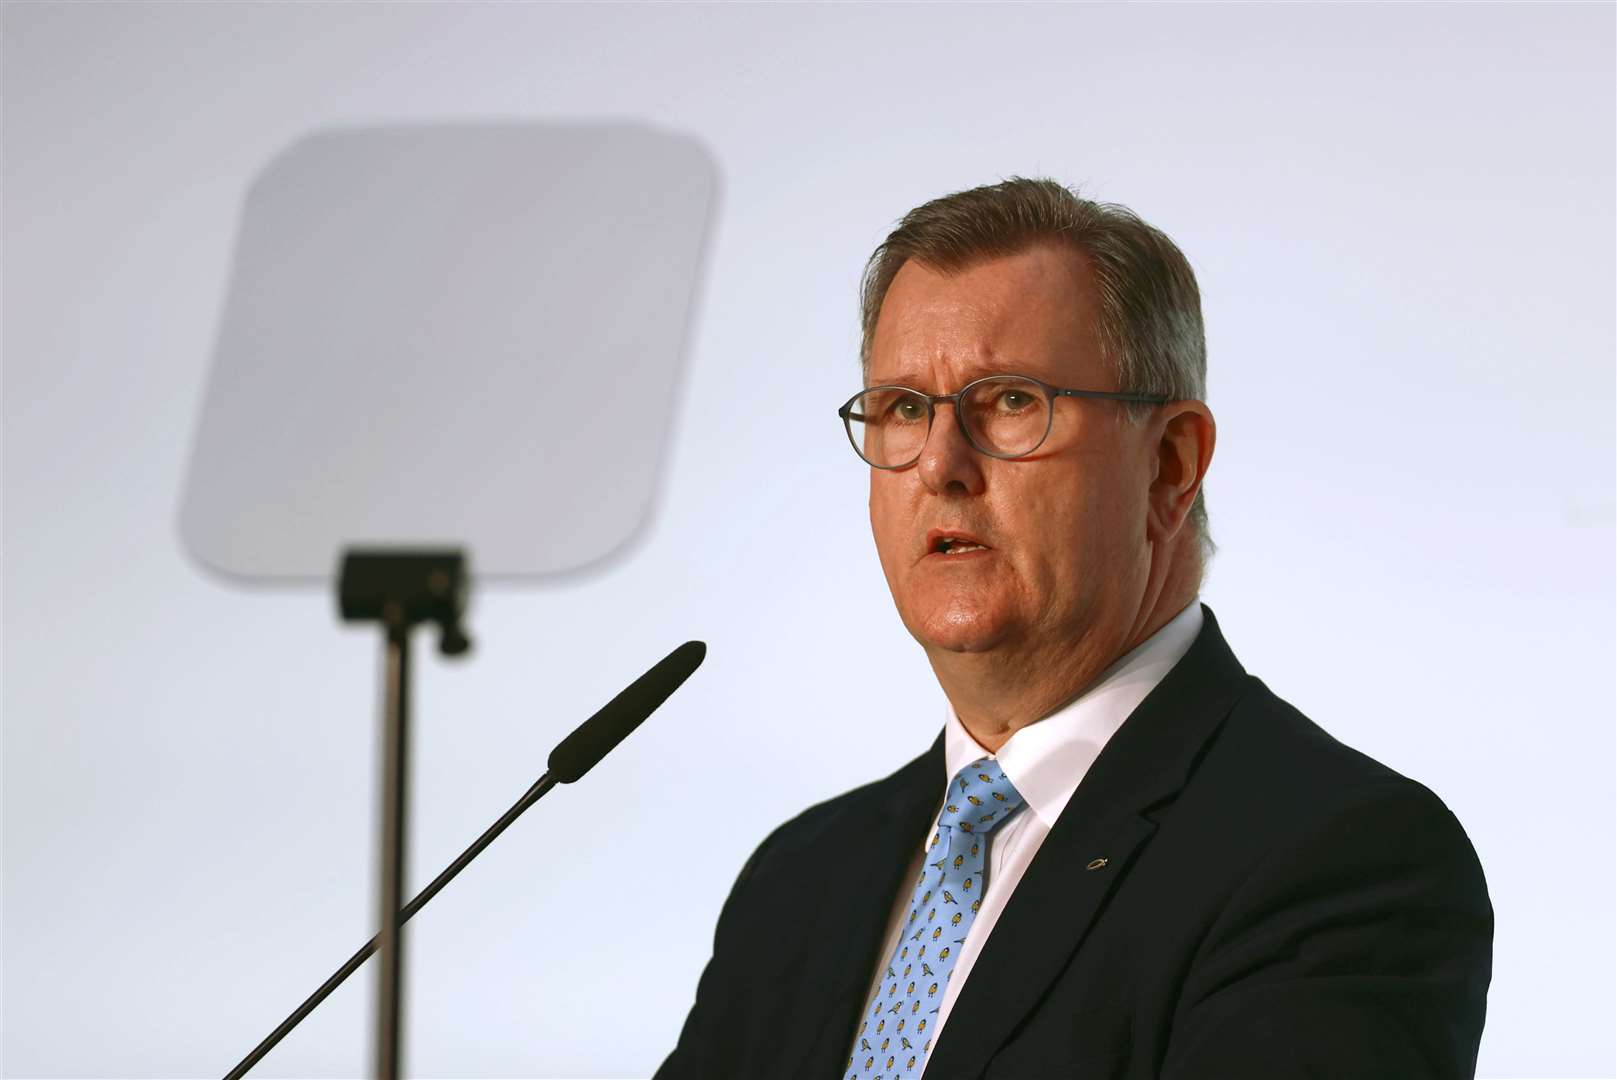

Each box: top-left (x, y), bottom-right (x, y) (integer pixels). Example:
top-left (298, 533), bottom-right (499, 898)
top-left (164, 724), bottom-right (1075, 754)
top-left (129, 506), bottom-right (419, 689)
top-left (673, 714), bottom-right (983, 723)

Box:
top-left (866, 245), bottom-right (1108, 391)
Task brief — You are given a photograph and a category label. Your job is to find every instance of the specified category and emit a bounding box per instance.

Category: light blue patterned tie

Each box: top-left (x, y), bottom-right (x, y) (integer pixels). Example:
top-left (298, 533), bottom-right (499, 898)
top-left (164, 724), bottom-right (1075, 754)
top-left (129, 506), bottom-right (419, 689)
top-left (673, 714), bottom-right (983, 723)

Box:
top-left (845, 756), bottom-right (1026, 1080)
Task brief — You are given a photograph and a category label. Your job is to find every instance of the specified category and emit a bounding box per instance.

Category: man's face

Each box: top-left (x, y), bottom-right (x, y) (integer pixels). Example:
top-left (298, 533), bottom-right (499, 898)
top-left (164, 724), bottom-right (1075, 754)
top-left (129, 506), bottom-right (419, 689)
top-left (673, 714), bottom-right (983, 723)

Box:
top-left (866, 244), bottom-right (1155, 660)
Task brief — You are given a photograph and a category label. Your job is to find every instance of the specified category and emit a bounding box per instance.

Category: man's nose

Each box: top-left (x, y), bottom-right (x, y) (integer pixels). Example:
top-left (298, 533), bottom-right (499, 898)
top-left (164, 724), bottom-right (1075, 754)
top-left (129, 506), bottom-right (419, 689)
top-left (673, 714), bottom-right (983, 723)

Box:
top-left (916, 402), bottom-right (986, 496)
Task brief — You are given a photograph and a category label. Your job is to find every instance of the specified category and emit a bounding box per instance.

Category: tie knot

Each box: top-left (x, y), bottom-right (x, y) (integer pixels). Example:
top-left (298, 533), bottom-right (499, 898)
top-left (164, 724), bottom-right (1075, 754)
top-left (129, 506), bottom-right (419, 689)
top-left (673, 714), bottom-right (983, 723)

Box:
top-left (937, 757), bottom-right (1024, 836)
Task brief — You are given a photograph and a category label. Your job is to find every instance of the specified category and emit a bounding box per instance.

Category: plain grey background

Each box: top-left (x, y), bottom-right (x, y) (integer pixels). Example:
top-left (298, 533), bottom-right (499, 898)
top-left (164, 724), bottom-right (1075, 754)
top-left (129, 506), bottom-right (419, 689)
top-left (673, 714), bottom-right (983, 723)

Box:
top-left (3, 3), bottom-right (1612, 1078)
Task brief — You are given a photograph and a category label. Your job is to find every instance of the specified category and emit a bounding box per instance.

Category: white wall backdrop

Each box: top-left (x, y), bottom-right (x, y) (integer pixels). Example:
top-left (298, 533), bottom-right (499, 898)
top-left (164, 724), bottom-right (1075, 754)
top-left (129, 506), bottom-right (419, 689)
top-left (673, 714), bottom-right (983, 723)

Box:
top-left (3, 3), bottom-right (1612, 1078)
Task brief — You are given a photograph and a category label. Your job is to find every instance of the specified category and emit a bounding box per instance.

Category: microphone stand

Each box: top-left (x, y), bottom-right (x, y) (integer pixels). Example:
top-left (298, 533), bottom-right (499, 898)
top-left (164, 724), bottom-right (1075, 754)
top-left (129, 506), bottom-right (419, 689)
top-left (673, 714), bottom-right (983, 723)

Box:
top-left (223, 589), bottom-right (704, 1080)
top-left (335, 548), bottom-right (472, 1080)
top-left (224, 768), bottom-right (555, 1080)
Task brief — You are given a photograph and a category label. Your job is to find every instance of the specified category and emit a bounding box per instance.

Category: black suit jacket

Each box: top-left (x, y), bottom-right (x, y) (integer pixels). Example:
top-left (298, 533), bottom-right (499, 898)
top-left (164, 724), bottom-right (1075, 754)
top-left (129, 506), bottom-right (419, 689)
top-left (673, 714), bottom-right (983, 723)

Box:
top-left (655, 604), bottom-right (1493, 1079)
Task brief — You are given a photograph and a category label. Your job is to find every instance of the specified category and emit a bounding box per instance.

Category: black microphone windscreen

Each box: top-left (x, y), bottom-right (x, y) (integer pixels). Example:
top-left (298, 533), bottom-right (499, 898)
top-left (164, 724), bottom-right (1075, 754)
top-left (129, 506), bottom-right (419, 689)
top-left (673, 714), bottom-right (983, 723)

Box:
top-left (547, 640), bottom-right (706, 783)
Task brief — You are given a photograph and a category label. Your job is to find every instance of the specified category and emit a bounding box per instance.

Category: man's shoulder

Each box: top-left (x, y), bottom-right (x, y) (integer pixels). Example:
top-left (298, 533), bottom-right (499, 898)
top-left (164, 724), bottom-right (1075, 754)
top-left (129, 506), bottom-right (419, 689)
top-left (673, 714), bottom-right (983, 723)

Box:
top-left (740, 745), bottom-right (932, 879)
top-left (1129, 672), bottom-right (1491, 986)
top-left (1226, 673), bottom-right (1407, 774)
top-left (1187, 673), bottom-right (1476, 859)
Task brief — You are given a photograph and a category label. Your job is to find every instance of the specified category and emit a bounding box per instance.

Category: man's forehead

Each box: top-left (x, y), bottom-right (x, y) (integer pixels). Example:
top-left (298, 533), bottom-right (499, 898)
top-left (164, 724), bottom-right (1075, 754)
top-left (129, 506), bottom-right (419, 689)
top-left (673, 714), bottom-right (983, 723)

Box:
top-left (871, 357), bottom-right (1055, 388)
top-left (868, 246), bottom-right (1106, 387)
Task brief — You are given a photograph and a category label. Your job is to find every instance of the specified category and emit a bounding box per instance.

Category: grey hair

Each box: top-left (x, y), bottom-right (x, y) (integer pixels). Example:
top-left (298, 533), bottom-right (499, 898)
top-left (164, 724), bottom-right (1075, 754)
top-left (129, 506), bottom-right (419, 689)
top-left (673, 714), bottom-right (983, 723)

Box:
top-left (857, 176), bottom-right (1216, 571)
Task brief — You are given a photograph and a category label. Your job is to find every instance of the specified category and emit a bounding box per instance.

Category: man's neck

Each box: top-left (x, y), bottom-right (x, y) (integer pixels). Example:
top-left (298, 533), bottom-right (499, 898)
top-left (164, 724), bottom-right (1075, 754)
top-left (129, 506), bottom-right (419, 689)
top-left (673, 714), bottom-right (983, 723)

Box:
top-left (933, 581), bottom-right (1197, 753)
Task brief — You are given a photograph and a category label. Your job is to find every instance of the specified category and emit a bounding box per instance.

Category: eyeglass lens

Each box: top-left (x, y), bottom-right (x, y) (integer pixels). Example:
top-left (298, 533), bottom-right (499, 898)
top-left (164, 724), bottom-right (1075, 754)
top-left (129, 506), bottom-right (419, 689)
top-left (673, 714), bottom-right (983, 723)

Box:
top-left (847, 376), bottom-right (1051, 467)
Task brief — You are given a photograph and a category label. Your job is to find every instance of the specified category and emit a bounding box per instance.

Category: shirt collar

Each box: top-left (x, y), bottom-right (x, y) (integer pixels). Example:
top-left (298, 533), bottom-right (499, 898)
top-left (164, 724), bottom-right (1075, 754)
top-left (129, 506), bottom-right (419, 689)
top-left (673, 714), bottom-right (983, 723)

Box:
top-left (943, 598), bottom-right (1205, 830)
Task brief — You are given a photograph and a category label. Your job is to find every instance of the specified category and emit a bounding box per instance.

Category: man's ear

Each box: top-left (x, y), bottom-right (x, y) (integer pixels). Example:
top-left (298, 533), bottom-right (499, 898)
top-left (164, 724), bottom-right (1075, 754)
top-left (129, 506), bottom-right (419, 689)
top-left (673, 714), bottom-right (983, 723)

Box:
top-left (1146, 402), bottom-right (1215, 544)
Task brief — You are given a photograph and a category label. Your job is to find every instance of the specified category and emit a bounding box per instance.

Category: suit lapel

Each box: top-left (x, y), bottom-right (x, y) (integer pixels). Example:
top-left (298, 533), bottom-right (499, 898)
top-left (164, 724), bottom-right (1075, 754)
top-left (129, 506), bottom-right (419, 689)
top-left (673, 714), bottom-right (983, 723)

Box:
top-left (785, 731), bottom-right (948, 1080)
top-left (923, 602), bottom-right (1251, 1079)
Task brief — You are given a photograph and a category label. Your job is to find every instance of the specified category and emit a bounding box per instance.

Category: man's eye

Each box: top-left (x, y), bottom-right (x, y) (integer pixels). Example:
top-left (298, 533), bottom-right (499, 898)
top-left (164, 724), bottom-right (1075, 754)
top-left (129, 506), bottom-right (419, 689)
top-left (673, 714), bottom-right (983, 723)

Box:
top-left (996, 391), bottom-right (1033, 412)
top-left (891, 400), bottom-right (927, 422)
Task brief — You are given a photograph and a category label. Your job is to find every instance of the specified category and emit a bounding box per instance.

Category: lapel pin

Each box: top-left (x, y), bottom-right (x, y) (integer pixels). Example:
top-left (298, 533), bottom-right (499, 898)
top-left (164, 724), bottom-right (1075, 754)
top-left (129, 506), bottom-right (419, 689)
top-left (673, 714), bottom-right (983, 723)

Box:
top-left (1086, 857), bottom-right (1109, 871)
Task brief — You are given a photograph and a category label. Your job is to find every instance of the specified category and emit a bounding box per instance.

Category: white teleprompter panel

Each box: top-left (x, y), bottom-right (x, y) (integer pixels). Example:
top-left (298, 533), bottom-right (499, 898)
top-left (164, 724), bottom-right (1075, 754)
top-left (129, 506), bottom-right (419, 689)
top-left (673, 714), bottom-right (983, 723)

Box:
top-left (179, 120), bottom-right (718, 579)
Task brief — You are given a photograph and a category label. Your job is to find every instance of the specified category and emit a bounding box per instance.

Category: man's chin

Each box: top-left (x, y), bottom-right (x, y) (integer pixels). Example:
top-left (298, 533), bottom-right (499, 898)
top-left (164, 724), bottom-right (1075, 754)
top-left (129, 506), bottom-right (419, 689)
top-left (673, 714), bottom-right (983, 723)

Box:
top-left (908, 611), bottom-right (1016, 656)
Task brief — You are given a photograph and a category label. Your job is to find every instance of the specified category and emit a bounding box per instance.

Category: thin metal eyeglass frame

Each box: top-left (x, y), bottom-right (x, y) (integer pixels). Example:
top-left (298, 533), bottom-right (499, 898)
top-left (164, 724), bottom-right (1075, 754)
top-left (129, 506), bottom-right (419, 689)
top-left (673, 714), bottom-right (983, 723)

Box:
top-left (837, 373), bottom-right (1173, 470)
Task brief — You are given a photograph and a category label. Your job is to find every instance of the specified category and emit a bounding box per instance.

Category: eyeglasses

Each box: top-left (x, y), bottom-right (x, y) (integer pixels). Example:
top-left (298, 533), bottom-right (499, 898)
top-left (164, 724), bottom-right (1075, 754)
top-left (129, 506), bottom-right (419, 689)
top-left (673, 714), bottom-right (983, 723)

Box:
top-left (837, 373), bottom-right (1171, 470)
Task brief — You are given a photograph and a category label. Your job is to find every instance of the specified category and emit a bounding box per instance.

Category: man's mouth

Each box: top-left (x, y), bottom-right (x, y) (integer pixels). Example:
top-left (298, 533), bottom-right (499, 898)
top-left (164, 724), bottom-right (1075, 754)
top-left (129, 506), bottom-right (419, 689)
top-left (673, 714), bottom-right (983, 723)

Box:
top-left (925, 529), bottom-right (992, 557)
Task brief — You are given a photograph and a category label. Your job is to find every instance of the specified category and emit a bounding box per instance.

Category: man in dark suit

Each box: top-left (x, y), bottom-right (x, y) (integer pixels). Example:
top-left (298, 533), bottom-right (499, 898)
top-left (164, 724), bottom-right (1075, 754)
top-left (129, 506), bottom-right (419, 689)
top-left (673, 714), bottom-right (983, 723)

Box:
top-left (654, 178), bottom-right (1493, 1079)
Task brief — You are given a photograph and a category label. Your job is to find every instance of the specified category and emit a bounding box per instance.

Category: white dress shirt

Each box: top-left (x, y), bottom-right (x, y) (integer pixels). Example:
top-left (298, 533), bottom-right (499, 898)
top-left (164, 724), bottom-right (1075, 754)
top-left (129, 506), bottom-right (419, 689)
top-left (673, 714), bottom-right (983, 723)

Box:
top-left (850, 598), bottom-right (1204, 1073)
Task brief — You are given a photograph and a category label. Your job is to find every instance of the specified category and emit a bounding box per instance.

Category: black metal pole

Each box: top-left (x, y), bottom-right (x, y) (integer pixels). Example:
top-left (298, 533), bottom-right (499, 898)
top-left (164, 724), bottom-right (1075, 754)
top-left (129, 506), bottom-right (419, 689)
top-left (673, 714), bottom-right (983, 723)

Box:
top-left (225, 549), bottom-right (472, 1080)
top-left (376, 604), bottom-right (410, 1080)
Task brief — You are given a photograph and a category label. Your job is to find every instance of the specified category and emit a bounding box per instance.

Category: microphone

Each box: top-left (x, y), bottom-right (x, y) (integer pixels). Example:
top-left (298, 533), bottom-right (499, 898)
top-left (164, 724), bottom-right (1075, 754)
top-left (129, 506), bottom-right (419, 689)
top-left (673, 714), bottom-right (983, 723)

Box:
top-left (224, 640), bottom-right (707, 1080)
top-left (549, 639), bottom-right (705, 782)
